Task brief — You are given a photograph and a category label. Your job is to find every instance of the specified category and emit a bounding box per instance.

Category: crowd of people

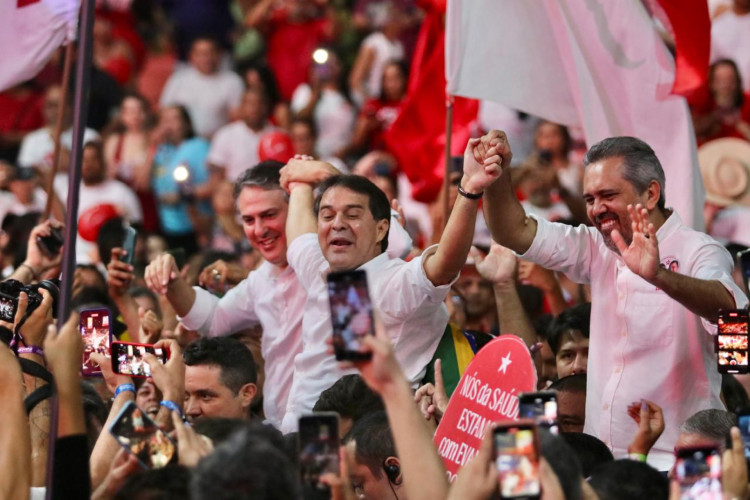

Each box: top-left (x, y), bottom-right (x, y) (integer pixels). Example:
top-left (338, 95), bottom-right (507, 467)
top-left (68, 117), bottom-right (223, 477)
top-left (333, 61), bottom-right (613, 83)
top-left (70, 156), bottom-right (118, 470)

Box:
top-left (1, 0), bottom-right (750, 499)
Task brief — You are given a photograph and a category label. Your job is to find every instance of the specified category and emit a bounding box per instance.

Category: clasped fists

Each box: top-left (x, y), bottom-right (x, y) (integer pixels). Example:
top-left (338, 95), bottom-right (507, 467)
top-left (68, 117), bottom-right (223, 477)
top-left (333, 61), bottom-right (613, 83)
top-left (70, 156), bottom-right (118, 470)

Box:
top-left (461, 131), bottom-right (511, 195)
top-left (610, 204), bottom-right (660, 282)
top-left (279, 156), bottom-right (339, 192)
top-left (144, 253), bottom-right (181, 296)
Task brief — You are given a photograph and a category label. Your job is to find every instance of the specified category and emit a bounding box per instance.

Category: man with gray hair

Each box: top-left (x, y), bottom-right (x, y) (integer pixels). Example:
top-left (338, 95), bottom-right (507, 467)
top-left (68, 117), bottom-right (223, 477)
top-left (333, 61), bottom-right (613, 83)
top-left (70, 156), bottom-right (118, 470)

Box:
top-left (676, 409), bottom-right (737, 450)
top-left (476, 131), bottom-right (748, 470)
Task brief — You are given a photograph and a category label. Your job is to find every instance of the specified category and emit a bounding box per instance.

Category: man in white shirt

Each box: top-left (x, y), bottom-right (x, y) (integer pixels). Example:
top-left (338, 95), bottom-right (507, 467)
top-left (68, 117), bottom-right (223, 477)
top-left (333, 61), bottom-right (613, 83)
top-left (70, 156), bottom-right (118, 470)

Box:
top-left (207, 88), bottom-right (274, 183)
top-left (711, 0), bottom-right (750, 92)
top-left (279, 140), bottom-right (502, 432)
top-left (54, 142), bottom-right (141, 264)
top-left (160, 37), bottom-right (244, 138)
top-left (479, 131), bottom-right (748, 470)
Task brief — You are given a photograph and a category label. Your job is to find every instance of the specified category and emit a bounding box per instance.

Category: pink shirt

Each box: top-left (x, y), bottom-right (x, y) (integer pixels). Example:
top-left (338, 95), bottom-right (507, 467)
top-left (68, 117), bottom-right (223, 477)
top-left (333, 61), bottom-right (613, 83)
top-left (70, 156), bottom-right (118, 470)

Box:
top-left (523, 212), bottom-right (748, 470)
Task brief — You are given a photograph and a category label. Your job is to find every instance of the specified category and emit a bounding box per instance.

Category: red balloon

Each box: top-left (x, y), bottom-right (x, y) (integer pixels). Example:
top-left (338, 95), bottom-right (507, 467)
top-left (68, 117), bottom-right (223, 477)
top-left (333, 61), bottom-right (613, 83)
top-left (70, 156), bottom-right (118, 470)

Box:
top-left (78, 203), bottom-right (119, 242)
top-left (258, 130), bottom-right (294, 163)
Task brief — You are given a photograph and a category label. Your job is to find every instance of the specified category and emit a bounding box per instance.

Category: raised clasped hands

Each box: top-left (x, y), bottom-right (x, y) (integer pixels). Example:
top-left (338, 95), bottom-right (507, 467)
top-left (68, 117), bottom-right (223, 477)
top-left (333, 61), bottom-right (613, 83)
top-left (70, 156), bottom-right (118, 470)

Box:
top-left (461, 131), bottom-right (512, 195)
top-left (610, 203), bottom-right (660, 282)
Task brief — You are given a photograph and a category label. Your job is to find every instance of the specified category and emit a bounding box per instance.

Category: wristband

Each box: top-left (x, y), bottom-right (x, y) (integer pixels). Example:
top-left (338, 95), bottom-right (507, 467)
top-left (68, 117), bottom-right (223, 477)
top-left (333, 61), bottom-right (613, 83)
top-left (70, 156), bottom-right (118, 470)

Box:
top-left (19, 263), bottom-right (39, 280)
top-left (18, 346), bottom-right (44, 357)
top-left (160, 400), bottom-right (184, 418)
top-left (628, 453), bottom-right (647, 462)
top-left (114, 383), bottom-right (136, 398)
top-left (457, 184), bottom-right (483, 200)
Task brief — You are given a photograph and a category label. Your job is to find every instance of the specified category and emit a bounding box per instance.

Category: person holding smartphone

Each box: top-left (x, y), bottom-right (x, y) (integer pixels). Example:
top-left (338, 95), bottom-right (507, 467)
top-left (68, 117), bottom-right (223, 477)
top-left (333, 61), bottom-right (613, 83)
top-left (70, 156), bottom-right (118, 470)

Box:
top-left (479, 130), bottom-right (748, 470)
top-left (280, 136), bottom-right (502, 433)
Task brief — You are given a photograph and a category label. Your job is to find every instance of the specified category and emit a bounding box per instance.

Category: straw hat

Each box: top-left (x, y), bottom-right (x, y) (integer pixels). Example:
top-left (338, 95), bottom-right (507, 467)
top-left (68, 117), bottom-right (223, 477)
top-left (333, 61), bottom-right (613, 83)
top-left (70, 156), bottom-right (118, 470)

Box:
top-left (698, 138), bottom-right (750, 207)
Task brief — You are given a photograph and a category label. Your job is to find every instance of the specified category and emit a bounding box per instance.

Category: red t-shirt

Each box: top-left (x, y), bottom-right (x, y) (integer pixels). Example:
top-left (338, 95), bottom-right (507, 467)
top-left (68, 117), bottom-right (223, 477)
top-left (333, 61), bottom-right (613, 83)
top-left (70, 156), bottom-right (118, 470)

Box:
top-left (0, 90), bottom-right (43, 134)
top-left (687, 84), bottom-right (750, 145)
top-left (360, 97), bottom-right (403, 151)
top-left (267, 8), bottom-right (331, 101)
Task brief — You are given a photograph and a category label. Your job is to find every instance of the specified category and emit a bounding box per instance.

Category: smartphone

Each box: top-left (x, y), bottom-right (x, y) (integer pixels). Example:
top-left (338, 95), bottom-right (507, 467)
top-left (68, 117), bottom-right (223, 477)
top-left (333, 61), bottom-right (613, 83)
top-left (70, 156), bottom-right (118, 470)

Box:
top-left (518, 391), bottom-right (558, 434)
top-left (739, 249), bottom-right (750, 295)
top-left (109, 400), bottom-right (176, 469)
top-left (737, 408), bottom-right (750, 460)
top-left (36, 226), bottom-right (63, 258)
top-left (716, 309), bottom-right (749, 374)
top-left (494, 420), bottom-right (541, 500)
top-left (80, 307), bottom-right (112, 376)
top-left (298, 413), bottom-right (340, 494)
top-left (674, 446), bottom-right (722, 500)
top-left (120, 226), bottom-right (137, 266)
top-left (111, 341), bottom-right (168, 378)
top-left (327, 270), bottom-right (374, 361)
top-left (167, 247), bottom-right (186, 270)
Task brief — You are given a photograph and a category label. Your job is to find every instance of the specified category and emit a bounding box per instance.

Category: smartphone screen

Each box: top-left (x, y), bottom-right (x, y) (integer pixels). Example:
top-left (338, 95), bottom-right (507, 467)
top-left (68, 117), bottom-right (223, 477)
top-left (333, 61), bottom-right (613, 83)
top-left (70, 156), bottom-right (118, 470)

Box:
top-left (518, 391), bottom-right (558, 435)
top-left (120, 226), bottom-right (137, 266)
top-left (327, 270), bottom-right (374, 361)
top-left (109, 401), bottom-right (176, 469)
top-left (81, 308), bottom-right (112, 376)
top-left (674, 446), bottom-right (722, 500)
top-left (298, 413), bottom-right (340, 493)
top-left (494, 422), bottom-right (541, 499)
top-left (111, 342), bottom-right (168, 378)
top-left (717, 310), bottom-right (749, 374)
top-left (0, 293), bottom-right (17, 323)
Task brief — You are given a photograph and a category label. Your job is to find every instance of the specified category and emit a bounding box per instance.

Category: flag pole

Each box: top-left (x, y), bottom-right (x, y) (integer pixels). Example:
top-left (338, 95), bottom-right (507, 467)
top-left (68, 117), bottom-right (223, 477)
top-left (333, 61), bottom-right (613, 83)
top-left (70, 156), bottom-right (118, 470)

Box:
top-left (45, 0), bottom-right (95, 496)
top-left (43, 43), bottom-right (74, 220)
top-left (441, 95), bottom-right (455, 234)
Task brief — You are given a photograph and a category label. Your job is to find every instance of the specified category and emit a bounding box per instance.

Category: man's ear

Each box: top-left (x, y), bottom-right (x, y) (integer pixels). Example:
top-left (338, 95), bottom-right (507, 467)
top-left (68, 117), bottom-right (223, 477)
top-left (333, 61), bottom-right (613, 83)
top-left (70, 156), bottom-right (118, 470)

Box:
top-left (375, 218), bottom-right (389, 248)
top-left (644, 180), bottom-right (661, 211)
top-left (239, 382), bottom-right (257, 408)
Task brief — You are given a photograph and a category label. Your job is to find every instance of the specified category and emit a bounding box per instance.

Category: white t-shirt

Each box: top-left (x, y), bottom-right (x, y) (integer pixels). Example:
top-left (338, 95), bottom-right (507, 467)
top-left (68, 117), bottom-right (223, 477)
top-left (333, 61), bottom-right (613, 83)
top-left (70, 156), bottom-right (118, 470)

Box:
top-left (711, 10), bottom-right (750, 92)
top-left (0, 188), bottom-right (47, 223)
top-left (55, 179), bottom-right (143, 264)
top-left (523, 212), bottom-right (748, 470)
top-left (290, 85), bottom-right (355, 158)
top-left (160, 67), bottom-right (245, 138)
top-left (17, 127), bottom-right (100, 169)
top-left (281, 233), bottom-right (451, 432)
top-left (207, 121), bottom-right (274, 183)
top-left (361, 32), bottom-right (404, 101)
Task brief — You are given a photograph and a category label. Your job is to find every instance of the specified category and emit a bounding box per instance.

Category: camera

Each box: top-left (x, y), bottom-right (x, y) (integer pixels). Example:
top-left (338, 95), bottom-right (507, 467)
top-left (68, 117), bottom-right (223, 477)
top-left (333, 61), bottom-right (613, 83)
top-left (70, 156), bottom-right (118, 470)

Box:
top-left (0, 278), bottom-right (60, 323)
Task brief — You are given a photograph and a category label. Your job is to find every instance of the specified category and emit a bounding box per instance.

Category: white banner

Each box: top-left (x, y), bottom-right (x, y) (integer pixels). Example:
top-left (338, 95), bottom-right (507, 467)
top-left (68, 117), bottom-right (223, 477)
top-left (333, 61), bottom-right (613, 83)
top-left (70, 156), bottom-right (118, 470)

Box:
top-left (446, 0), bottom-right (705, 229)
top-left (0, 0), bottom-right (80, 92)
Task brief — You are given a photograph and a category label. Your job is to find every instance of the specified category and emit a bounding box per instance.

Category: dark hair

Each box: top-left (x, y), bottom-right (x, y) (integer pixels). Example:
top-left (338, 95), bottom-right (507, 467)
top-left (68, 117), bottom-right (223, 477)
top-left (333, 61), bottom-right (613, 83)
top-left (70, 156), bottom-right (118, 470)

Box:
top-left (96, 216), bottom-right (125, 266)
top-left (559, 432), bottom-right (614, 478)
top-left (112, 91), bottom-right (153, 134)
top-left (233, 160), bottom-right (286, 199)
top-left (345, 411), bottom-right (395, 479)
top-left (71, 285), bottom-right (112, 310)
top-left (314, 175), bottom-right (391, 253)
top-left (535, 120), bottom-right (572, 156)
top-left (380, 59), bottom-right (409, 101)
top-left (164, 105), bottom-right (196, 140)
top-left (588, 459), bottom-right (669, 500)
top-left (129, 286), bottom-right (162, 318)
top-left (722, 373), bottom-right (750, 414)
top-left (539, 429), bottom-right (584, 500)
top-left (679, 409), bottom-right (736, 444)
top-left (191, 426), bottom-right (299, 500)
top-left (549, 373), bottom-right (587, 394)
top-left (115, 465), bottom-right (191, 500)
top-left (290, 116), bottom-right (318, 139)
top-left (313, 375), bottom-right (385, 423)
top-left (239, 61), bottom-right (282, 106)
top-left (583, 136), bottom-right (666, 211)
top-left (81, 381), bottom-right (108, 455)
top-left (190, 34), bottom-right (221, 51)
top-left (710, 58), bottom-right (744, 109)
top-left (183, 337), bottom-right (257, 392)
top-left (546, 303), bottom-right (591, 355)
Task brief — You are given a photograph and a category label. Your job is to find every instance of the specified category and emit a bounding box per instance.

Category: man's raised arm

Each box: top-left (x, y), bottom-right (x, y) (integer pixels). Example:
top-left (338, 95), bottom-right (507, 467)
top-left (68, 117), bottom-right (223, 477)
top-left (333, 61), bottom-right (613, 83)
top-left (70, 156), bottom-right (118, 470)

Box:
top-left (280, 158), bottom-right (339, 244)
top-left (481, 130), bottom-right (539, 254)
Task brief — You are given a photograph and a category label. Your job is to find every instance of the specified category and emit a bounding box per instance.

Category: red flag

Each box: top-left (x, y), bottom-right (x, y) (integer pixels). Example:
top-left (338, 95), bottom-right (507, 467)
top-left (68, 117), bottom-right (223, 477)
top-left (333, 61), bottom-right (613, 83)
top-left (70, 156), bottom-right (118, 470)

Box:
top-left (656, 0), bottom-right (711, 96)
top-left (385, 0), bottom-right (478, 203)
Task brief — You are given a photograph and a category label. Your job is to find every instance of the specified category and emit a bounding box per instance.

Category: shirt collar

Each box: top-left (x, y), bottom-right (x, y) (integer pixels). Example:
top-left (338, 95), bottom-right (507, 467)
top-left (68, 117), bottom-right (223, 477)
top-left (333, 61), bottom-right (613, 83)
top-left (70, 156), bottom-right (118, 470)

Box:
top-left (320, 251), bottom-right (390, 280)
top-left (655, 208), bottom-right (679, 241)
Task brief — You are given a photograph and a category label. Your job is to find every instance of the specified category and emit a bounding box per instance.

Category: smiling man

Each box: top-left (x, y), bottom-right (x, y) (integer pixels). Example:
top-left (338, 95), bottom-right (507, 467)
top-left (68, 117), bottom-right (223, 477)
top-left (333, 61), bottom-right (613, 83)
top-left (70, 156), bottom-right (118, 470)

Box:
top-left (480, 132), bottom-right (748, 470)
top-left (280, 136), bottom-right (502, 432)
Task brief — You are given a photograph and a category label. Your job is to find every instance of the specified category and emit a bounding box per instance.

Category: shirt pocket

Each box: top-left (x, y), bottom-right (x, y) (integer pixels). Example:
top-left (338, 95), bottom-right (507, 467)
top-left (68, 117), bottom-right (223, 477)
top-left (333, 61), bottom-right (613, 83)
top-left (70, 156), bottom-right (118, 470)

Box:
top-left (625, 288), bottom-right (675, 348)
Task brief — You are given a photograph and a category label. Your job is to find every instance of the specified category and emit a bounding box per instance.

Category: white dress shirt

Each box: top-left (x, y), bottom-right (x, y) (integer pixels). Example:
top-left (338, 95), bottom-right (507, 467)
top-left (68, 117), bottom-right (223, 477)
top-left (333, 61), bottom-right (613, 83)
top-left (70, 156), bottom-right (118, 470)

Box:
top-left (281, 233), bottom-right (451, 433)
top-left (179, 261), bottom-right (305, 429)
top-left (522, 212), bottom-right (748, 470)
top-left (207, 121), bottom-right (275, 183)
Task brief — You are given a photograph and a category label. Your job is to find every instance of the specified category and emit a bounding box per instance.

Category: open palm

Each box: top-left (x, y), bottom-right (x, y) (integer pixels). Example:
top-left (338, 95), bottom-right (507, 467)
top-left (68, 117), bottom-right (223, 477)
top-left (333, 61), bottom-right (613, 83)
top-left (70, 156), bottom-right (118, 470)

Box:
top-left (611, 204), bottom-right (660, 282)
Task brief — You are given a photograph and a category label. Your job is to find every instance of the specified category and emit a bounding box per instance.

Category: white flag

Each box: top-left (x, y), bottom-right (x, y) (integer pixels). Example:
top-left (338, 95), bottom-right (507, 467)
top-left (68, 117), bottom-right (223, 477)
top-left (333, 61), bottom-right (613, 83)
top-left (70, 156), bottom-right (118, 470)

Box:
top-left (0, 0), bottom-right (80, 92)
top-left (446, 0), bottom-right (705, 229)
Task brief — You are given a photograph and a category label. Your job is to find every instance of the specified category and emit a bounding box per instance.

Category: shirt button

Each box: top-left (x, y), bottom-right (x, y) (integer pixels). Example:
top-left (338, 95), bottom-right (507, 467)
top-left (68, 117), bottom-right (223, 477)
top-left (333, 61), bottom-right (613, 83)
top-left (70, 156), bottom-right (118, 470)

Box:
top-left (621, 330), bottom-right (627, 337)
top-left (618, 293), bottom-right (624, 300)
top-left (603, 403), bottom-right (610, 410)
top-left (614, 367), bottom-right (621, 373)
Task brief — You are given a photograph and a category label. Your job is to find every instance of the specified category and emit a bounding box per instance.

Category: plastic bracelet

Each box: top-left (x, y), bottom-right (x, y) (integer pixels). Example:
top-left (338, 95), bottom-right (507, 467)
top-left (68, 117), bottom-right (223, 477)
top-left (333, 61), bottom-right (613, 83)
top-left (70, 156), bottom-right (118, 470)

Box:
top-left (160, 400), bottom-right (184, 418)
top-left (628, 453), bottom-right (647, 462)
top-left (114, 383), bottom-right (136, 398)
top-left (18, 346), bottom-right (44, 357)
top-left (457, 184), bottom-right (483, 200)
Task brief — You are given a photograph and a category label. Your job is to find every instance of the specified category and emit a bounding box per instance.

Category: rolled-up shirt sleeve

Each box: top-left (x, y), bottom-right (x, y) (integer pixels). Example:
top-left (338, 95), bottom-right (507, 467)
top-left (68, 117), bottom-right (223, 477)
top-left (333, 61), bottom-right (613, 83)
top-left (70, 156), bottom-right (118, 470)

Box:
top-left (179, 279), bottom-right (260, 337)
